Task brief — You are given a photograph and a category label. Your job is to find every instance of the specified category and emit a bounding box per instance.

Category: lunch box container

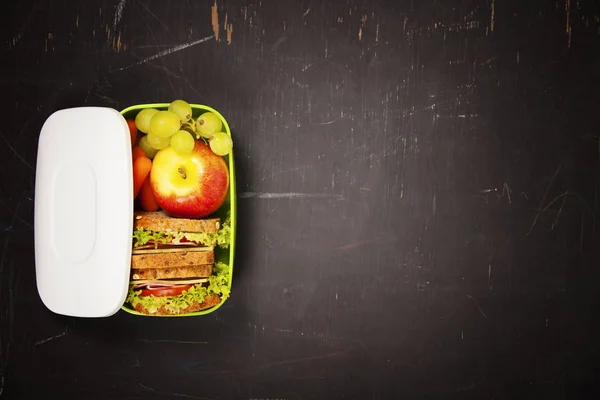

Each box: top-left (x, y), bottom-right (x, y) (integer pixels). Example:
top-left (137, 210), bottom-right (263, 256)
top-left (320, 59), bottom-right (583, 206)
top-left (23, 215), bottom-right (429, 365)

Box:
top-left (34, 104), bottom-right (236, 318)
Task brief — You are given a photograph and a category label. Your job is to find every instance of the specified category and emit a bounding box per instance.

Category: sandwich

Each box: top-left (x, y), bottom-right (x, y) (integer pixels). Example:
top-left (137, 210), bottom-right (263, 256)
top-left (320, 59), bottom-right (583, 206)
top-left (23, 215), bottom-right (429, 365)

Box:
top-left (125, 210), bottom-right (231, 315)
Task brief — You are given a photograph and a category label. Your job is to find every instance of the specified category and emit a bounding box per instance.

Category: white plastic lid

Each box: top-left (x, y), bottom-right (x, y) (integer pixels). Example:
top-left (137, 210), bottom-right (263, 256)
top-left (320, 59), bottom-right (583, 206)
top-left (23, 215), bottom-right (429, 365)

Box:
top-left (34, 107), bottom-right (133, 318)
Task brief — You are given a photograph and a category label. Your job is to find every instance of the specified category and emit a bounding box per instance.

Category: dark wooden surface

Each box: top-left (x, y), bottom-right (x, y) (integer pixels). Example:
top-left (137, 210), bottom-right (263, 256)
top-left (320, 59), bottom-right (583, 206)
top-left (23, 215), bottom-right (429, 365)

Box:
top-left (2, 0), bottom-right (600, 398)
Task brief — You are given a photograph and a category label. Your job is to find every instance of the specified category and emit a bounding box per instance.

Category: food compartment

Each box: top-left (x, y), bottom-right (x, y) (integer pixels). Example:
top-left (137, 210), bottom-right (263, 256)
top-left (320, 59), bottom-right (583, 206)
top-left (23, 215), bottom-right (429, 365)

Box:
top-left (119, 103), bottom-right (236, 317)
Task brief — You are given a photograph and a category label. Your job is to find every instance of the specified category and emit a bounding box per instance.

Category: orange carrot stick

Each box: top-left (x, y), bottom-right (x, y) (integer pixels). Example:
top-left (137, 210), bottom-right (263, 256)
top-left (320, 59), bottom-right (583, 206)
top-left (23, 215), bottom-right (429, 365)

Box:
top-left (133, 156), bottom-right (152, 198)
top-left (139, 175), bottom-right (159, 211)
top-left (127, 120), bottom-right (138, 147)
top-left (132, 146), bottom-right (146, 162)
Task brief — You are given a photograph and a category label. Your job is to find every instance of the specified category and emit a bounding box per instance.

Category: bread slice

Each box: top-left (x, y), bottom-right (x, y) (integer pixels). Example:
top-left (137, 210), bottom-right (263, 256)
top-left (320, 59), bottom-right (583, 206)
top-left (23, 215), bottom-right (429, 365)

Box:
top-left (133, 293), bottom-right (222, 315)
top-left (134, 211), bottom-right (220, 233)
top-left (131, 249), bottom-right (214, 270)
top-left (131, 264), bottom-right (213, 280)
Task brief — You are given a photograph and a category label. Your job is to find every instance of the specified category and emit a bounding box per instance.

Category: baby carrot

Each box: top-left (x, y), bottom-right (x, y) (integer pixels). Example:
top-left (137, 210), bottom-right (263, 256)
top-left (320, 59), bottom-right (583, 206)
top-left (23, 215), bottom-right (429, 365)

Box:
top-left (133, 156), bottom-right (152, 198)
top-left (132, 146), bottom-right (146, 162)
top-left (139, 175), bottom-right (159, 211)
top-left (127, 120), bottom-right (138, 147)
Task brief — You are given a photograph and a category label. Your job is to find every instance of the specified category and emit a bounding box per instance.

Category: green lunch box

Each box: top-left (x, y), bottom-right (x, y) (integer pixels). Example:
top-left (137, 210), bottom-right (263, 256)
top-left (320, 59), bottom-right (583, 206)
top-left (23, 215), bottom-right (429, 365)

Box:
top-left (34, 103), bottom-right (236, 318)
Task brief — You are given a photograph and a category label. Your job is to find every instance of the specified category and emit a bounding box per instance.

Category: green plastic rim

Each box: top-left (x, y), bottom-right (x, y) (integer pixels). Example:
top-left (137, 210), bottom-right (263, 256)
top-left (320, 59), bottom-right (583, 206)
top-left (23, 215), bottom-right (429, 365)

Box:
top-left (119, 103), bottom-right (236, 317)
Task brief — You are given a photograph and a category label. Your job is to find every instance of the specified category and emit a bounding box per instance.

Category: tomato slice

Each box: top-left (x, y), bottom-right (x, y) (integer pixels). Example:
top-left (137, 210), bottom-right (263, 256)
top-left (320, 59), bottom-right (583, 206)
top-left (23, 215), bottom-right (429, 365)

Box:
top-left (139, 284), bottom-right (193, 297)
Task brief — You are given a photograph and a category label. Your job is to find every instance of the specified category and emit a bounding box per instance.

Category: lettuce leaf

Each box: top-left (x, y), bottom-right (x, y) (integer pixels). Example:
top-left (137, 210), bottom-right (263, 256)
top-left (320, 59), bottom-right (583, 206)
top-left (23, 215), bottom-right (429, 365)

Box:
top-left (132, 228), bottom-right (173, 249)
top-left (126, 262), bottom-right (231, 314)
top-left (132, 211), bottom-right (231, 249)
top-left (174, 212), bottom-right (231, 249)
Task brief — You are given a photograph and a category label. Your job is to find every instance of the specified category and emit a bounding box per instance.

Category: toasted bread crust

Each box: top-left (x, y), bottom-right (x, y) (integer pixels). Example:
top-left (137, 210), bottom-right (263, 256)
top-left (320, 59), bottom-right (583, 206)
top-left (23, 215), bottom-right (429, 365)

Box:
top-left (131, 249), bottom-right (214, 270)
top-left (131, 264), bottom-right (213, 280)
top-left (133, 293), bottom-right (222, 315)
top-left (134, 211), bottom-right (220, 234)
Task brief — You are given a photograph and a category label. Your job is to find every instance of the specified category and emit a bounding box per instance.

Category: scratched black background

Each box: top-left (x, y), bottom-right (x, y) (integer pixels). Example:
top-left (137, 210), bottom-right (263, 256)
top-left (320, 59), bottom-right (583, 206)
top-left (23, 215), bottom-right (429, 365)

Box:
top-left (2, 0), bottom-right (600, 398)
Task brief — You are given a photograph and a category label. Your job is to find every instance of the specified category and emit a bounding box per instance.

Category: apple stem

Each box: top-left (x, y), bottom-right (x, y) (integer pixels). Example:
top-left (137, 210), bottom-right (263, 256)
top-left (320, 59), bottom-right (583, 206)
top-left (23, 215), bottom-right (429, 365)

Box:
top-left (178, 167), bottom-right (187, 179)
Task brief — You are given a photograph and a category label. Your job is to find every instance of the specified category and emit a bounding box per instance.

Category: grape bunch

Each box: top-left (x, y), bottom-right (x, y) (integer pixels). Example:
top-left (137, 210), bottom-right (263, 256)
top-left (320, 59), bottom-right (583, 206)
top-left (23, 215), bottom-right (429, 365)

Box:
top-left (134, 100), bottom-right (233, 157)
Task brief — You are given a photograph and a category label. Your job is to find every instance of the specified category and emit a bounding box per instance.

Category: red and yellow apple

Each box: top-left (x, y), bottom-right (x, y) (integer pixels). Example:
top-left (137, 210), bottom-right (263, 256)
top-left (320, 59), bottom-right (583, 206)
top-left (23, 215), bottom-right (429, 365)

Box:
top-left (150, 141), bottom-right (229, 218)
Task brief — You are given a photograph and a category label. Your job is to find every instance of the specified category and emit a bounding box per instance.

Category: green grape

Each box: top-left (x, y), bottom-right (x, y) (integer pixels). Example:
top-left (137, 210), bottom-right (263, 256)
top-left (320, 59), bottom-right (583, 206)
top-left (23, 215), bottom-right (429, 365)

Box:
top-left (168, 100), bottom-right (193, 123)
top-left (209, 132), bottom-right (233, 156)
top-left (135, 108), bottom-right (159, 134)
top-left (149, 110), bottom-right (181, 138)
top-left (195, 112), bottom-right (222, 138)
top-left (147, 132), bottom-right (171, 150)
top-left (138, 136), bottom-right (158, 159)
top-left (170, 130), bottom-right (195, 154)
